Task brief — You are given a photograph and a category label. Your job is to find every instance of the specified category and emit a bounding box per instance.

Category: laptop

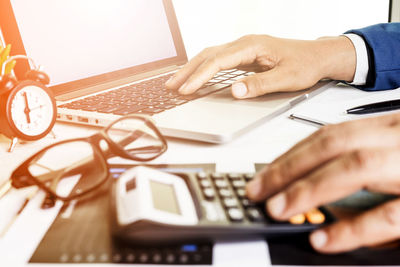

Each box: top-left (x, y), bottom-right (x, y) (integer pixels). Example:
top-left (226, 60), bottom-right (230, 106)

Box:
top-left (0, 0), bottom-right (332, 143)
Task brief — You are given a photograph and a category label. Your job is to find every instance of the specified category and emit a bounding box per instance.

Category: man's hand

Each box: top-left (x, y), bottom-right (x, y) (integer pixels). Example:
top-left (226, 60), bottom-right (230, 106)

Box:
top-left (246, 113), bottom-right (400, 253)
top-left (166, 35), bottom-right (356, 98)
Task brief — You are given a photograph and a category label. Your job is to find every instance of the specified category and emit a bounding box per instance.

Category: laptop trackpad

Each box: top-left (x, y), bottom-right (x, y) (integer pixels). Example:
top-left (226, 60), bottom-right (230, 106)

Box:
top-left (154, 88), bottom-right (304, 141)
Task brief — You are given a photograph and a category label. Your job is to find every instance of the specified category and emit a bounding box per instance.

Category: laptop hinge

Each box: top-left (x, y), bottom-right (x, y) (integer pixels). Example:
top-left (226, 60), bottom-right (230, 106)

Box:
top-left (56, 65), bottom-right (180, 101)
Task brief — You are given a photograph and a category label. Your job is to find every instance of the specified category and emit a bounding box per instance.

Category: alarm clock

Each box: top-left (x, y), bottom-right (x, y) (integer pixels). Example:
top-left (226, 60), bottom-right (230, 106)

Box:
top-left (0, 55), bottom-right (56, 149)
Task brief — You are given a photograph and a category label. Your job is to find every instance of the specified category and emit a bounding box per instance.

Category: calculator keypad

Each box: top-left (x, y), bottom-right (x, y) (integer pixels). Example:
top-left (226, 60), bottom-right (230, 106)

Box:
top-left (227, 173), bottom-right (241, 180)
top-left (241, 198), bottom-right (256, 208)
top-left (223, 198), bottom-right (239, 208)
top-left (195, 172), bottom-right (330, 227)
top-left (196, 172), bottom-right (269, 224)
top-left (227, 208), bottom-right (244, 222)
top-left (214, 180), bottom-right (228, 188)
top-left (231, 180), bottom-right (246, 188)
top-left (235, 188), bottom-right (246, 199)
top-left (243, 173), bottom-right (254, 182)
top-left (196, 172), bottom-right (207, 180)
top-left (218, 188), bottom-right (232, 198)
top-left (202, 188), bottom-right (215, 201)
top-left (246, 207), bottom-right (265, 222)
top-left (211, 173), bottom-right (224, 180)
top-left (200, 180), bottom-right (212, 188)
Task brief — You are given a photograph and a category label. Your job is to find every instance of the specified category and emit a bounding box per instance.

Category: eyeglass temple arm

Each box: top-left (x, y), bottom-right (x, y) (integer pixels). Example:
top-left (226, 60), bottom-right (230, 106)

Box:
top-left (33, 154), bottom-right (99, 187)
top-left (103, 130), bottom-right (162, 156)
top-left (99, 130), bottom-right (142, 159)
top-left (114, 130), bottom-right (146, 147)
top-left (125, 145), bottom-right (163, 154)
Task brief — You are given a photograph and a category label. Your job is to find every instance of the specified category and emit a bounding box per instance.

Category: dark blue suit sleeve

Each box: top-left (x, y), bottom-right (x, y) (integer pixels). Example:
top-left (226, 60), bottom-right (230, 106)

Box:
top-left (345, 23), bottom-right (400, 91)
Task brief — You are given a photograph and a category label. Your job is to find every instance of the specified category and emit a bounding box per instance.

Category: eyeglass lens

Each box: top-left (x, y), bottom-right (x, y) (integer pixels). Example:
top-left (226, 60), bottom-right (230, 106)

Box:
top-left (27, 140), bottom-right (108, 199)
top-left (23, 117), bottom-right (164, 201)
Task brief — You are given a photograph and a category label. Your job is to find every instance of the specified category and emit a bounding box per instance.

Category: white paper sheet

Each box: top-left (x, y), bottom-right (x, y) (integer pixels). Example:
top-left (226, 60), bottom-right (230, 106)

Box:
top-left (1, 83), bottom-right (398, 266)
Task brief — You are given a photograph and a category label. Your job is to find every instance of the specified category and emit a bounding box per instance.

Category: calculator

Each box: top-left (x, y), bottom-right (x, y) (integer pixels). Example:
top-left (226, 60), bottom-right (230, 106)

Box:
top-left (111, 166), bottom-right (334, 245)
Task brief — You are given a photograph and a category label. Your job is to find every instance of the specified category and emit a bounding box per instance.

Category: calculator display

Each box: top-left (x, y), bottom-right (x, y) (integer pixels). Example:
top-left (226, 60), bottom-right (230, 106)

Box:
top-left (150, 180), bottom-right (181, 215)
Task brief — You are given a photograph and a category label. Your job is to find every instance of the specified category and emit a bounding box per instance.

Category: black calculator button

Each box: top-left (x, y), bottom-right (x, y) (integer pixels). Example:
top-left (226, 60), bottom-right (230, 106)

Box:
top-left (223, 197), bottom-right (239, 208)
top-left (214, 180), bottom-right (228, 188)
top-left (179, 254), bottom-right (189, 264)
top-left (203, 188), bottom-right (215, 200)
top-left (126, 253), bottom-right (135, 262)
top-left (211, 173), bottom-right (224, 180)
top-left (227, 173), bottom-right (241, 180)
top-left (241, 198), bottom-right (256, 208)
top-left (232, 180), bottom-right (246, 188)
top-left (200, 245), bottom-right (212, 252)
top-left (112, 253), bottom-right (122, 263)
top-left (244, 173), bottom-right (254, 182)
top-left (236, 188), bottom-right (246, 198)
top-left (193, 253), bottom-right (203, 263)
top-left (197, 172), bottom-right (207, 180)
top-left (139, 253), bottom-right (149, 263)
top-left (200, 180), bottom-right (212, 188)
top-left (152, 253), bottom-right (162, 263)
top-left (228, 208), bottom-right (244, 221)
top-left (218, 188), bottom-right (232, 198)
top-left (246, 207), bottom-right (265, 222)
top-left (166, 253), bottom-right (175, 264)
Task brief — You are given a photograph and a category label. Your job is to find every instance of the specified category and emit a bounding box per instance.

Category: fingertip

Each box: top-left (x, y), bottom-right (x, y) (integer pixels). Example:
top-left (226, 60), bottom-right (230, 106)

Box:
top-left (165, 75), bottom-right (183, 91)
top-left (267, 192), bottom-right (286, 218)
top-left (246, 167), bottom-right (270, 201)
top-left (231, 82), bottom-right (248, 98)
top-left (165, 76), bottom-right (174, 88)
top-left (246, 177), bottom-right (263, 200)
top-left (177, 82), bottom-right (189, 94)
top-left (179, 82), bottom-right (198, 95)
top-left (178, 80), bottom-right (203, 95)
top-left (310, 230), bottom-right (328, 251)
top-left (179, 90), bottom-right (192, 95)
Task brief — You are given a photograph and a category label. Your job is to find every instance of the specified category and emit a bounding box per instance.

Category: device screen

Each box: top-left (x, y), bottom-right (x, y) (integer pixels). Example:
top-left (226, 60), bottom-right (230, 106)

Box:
top-left (9, 0), bottom-right (177, 87)
top-left (150, 180), bottom-right (181, 215)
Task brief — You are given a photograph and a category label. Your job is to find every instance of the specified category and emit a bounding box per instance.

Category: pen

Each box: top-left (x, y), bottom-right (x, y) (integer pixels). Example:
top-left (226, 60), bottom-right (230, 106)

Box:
top-left (346, 99), bottom-right (400, 114)
top-left (289, 114), bottom-right (329, 128)
top-left (0, 187), bottom-right (39, 237)
top-left (0, 180), bottom-right (12, 199)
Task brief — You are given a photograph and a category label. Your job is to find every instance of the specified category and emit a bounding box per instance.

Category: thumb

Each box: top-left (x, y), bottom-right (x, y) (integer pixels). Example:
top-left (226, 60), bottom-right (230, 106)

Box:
top-left (231, 67), bottom-right (298, 99)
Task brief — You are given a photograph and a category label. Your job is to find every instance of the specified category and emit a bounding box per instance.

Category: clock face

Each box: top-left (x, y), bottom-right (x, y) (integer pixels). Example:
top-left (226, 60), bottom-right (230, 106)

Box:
top-left (9, 84), bottom-right (56, 138)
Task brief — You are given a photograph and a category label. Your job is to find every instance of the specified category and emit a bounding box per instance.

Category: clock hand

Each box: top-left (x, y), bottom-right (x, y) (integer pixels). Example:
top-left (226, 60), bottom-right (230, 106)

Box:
top-left (23, 92), bottom-right (31, 124)
top-left (29, 104), bottom-right (44, 111)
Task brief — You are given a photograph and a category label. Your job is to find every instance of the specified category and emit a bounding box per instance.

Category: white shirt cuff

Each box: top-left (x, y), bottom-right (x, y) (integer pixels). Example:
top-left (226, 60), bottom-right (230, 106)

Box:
top-left (343, 33), bottom-right (369, 86)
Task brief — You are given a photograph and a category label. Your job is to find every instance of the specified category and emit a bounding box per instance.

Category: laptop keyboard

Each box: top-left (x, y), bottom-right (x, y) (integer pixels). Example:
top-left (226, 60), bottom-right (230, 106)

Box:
top-left (59, 69), bottom-right (251, 116)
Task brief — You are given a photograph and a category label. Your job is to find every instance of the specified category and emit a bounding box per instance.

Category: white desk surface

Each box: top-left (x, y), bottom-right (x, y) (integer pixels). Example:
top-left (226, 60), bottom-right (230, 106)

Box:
top-left (1, 83), bottom-right (400, 266)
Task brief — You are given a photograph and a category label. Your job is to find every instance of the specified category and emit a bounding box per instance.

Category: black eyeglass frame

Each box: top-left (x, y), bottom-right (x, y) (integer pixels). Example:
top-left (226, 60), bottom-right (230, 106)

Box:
top-left (10, 115), bottom-right (168, 202)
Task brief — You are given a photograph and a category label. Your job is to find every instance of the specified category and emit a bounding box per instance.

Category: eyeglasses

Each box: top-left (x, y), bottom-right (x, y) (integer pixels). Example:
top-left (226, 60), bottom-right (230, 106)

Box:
top-left (8, 115), bottom-right (167, 208)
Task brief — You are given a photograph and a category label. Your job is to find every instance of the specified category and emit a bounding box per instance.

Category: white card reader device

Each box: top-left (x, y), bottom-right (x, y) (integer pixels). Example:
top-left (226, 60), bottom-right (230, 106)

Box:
top-left (111, 166), bottom-right (333, 245)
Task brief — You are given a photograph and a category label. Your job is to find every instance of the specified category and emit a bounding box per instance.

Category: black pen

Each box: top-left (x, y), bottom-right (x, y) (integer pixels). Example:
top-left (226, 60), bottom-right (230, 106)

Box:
top-left (289, 114), bottom-right (329, 128)
top-left (347, 99), bottom-right (400, 114)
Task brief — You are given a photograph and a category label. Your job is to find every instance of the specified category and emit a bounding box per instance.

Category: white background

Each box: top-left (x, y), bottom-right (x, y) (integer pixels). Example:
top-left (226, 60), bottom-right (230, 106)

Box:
top-left (173, 0), bottom-right (390, 58)
top-left (3, 0), bottom-right (389, 84)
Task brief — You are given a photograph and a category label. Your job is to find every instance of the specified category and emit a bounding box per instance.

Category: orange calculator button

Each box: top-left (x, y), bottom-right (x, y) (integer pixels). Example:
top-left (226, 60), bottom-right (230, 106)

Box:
top-left (305, 208), bottom-right (325, 224)
top-left (289, 213), bottom-right (306, 224)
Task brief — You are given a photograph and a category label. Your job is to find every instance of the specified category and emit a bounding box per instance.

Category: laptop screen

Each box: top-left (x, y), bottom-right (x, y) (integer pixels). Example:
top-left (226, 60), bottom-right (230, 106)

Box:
top-left (0, 0), bottom-right (187, 95)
